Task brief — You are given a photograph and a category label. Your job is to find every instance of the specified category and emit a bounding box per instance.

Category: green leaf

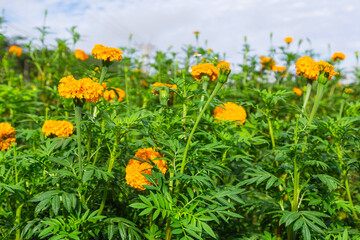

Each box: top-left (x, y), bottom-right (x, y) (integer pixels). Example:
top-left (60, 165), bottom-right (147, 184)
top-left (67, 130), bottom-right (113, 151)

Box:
top-left (201, 222), bottom-right (216, 239)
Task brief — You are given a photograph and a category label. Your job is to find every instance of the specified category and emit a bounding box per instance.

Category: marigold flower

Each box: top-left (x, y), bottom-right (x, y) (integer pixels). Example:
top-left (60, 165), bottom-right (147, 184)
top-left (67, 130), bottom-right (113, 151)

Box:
top-left (91, 44), bottom-right (123, 62)
top-left (9, 46), bottom-right (22, 57)
top-left (295, 56), bottom-right (319, 81)
top-left (193, 31), bottom-right (200, 35)
top-left (284, 37), bottom-right (293, 44)
top-left (74, 49), bottom-right (89, 61)
top-left (293, 87), bottom-right (303, 96)
top-left (217, 61), bottom-right (230, 69)
top-left (317, 60), bottom-right (339, 80)
top-left (151, 82), bottom-right (178, 94)
top-left (103, 87), bottom-right (126, 102)
top-left (191, 63), bottom-right (219, 82)
top-left (140, 80), bottom-right (149, 88)
top-left (214, 102), bottom-right (247, 125)
top-left (331, 52), bottom-right (346, 61)
top-left (0, 123), bottom-right (16, 151)
top-left (344, 88), bottom-right (353, 94)
top-left (259, 56), bottom-right (276, 70)
top-left (58, 75), bottom-right (104, 103)
top-left (272, 66), bottom-right (286, 72)
top-left (42, 120), bottom-right (74, 137)
top-left (125, 148), bottom-right (168, 191)
top-left (193, 53), bottom-right (201, 57)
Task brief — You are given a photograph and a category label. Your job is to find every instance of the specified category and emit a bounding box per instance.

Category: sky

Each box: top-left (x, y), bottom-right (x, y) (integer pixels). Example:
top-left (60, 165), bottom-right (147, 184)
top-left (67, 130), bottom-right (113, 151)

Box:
top-left (1, 0), bottom-right (359, 80)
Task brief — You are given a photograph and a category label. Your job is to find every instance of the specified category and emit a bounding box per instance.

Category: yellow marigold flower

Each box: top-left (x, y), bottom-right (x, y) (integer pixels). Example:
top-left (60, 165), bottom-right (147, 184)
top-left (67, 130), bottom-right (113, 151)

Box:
top-left (259, 56), bottom-right (276, 70)
top-left (125, 148), bottom-right (168, 191)
top-left (293, 87), bottom-right (303, 96)
top-left (284, 37), bottom-right (293, 44)
top-left (103, 87), bottom-right (126, 102)
top-left (331, 52), bottom-right (346, 61)
top-left (317, 60), bottom-right (339, 80)
top-left (191, 63), bottom-right (219, 82)
top-left (295, 56), bottom-right (319, 81)
top-left (0, 123), bottom-right (16, 151)
top-left (272, 65), bottom-right (286, 72)
top-left (58, 75), bottom-right (104, 103)
top-left (74, 49), bottom-right (89, 61)
top-left (344, 88), bottom-right (353, 94)
top-left (214, 102), bottom-right (247, 125)
top-left (9, 46), bottom-right (22, 57)
top-left (193, 31), bottom-right (200, 35)
top-left (42, 120), bottom-right (74, 137)
top-left (91, 44), bottom-right (123, 62)
top-left (151, 82), bottom-right (178, 94)
top-left (217, 61), bottom-right (230, 69)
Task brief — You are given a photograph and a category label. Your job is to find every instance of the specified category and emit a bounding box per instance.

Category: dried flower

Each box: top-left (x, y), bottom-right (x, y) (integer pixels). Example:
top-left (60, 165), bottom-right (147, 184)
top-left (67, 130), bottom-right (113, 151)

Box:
top-left (42, 120), bottom-right (74, 137)
top-left (125, 148), bottom-right (168, 191)
top-left (0, 122), bottom-right (16, 151)
top-left (9, 46), bottom-right (22, 57)
top-left (214, 102), bottom-right (247, 125)
top-left (74, 49), bottom-right (89, 61)
top-left (58, 75), bottom-right (104, 103)
top-left (295, 56), bottom-right (319, 81)
top-left (293, 87), bottom-right (303, 96)
top-left (191, 63), bottom-right (219, 82)
top-left (331, 52), bottom-right (346, 61)
top-left (284, 37), bottom-right (293, 44)
top-left (91, 44), bottom-right (123, 62)
top-left (140, 80), bottom-right (149, 88)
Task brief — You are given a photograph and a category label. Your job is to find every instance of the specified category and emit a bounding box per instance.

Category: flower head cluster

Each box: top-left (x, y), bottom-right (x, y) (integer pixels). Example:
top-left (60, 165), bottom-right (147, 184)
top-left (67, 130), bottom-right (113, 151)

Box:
top-left (214, 102), bottom-right (247, 125)
top-left (317, 60), bottom-right (339, 80)
top-left (259, 57), bottom-right (276, 70)
top-left (58, 75), bottom-right (104, 103)
top-left (272, 66), bottom-right (286, 72)
top-left (151, 82), bottom-right (178, 94)
top-left (191, 63), bottom-right (219, 82)
top-left (217, 61), bottom-right (230, 69)
top-left (295, 56), bottom-right (319, 81)
top-left (74, 49), bottom-right (89, 61)
top-left (0, 123), bottom-right (16, 151)
top-left (284, 37), bottom-right (293, 44)
top-left (91, 44), bottom-right (123, 62)
top-left (103, 86), bottom-right (126, 102)
top-left (293, 87), bottom-right (303, 96)
top-left (9, 46), bottom-right (22, 57)
top-left (331, 52), bottom-right (346, 61)
top-left (125, 148), bottom-right (168, 191)
top-left (42, 120), bottom-right (74, 137)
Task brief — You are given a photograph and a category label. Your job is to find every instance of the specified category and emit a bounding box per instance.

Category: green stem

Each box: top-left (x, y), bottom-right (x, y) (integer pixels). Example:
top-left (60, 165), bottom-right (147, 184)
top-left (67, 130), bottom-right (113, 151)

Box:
top-left (338, 99), bottom-right (345, 119)
top-left (15, 202), bottom-right (24, 240)
top-left (307, 83), bottom-right (324, 129)
top-left (344, 172), bottom-right (358, 220)
top-left (266, 111), bottom-right (277, 167)
top-left (99, 66), bottom-right (108, 85)
top-left (75, 105), bottom-right (83, 185)
top-left (200, 80), bottom-right (209, 105)
top-left (301, 81), bottom-right (312, 115)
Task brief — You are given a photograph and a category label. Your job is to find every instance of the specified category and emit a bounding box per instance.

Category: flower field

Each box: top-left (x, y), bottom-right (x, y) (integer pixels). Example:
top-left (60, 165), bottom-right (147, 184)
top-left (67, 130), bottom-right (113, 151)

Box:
top-left (1, 26), bottom-right (360, 240)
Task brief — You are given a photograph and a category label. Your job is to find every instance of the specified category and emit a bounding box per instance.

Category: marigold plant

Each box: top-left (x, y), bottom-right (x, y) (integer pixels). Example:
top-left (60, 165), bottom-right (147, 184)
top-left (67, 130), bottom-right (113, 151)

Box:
top-left (74, 49), bottom-right (89, 61)
top-left (151, 82), bottom-right (178, 94)
top-left (91, 44), bottom-right (123, 62)
top-left (42, 120), bottom-right (74, 137)
top-left (217, 61), bottom-right (231, 69)
top-left (295, 56), bottom-right (319, 81)
top-left (259, 56), bottom-right (276, 70)
top-left (103, 87), bottom-right (126, 102)
top-left (317, 60), bottom-right (339, 80)
top-left (0, 122), bottom-right (16, 151)
top-left (191, 63), bottom-right (219, 82)
top-left (214, 102), bottom-right (247, 125)
top-left (9, 45), bottom-right (22, 57)
top-left (125, 148), bottom-right (168, 191)
top-left (293, 87), bottom-right (303, 96)
top-left (331, 52), bottom-right (346, 61)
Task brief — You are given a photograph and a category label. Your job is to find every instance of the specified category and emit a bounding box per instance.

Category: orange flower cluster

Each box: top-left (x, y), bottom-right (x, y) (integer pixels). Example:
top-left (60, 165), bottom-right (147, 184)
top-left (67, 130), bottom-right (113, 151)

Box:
top-left (74, 49), bottom-right (89, 61)
top-left (272, 66), bottom-right (286, 72)
top-left (284, 37), bottom-right (293, 44)
top-left (9, 46), bottom-right (22, 57)
top-left (0, 123), bottom-right (16, 151)
top-left (214, 102), bottom-right (247, 125)
top-left (292, 87), bottom-right (303, 96)
top-left (91, 44), bottom-right (123, 62)
top-left (42, 120), bottom-right (74, 137)
top-left (58, 75), bottom-right (104, 103)
top-left (191, 63), bottom-right (219, 82)
top-left (217, 61), bottom-right (231, 69)
top-left (295, 56), bottom-right (319, 81)
top-left (152, 82), bottom-right (178, 94)
top-left (125, 148), bottom-right (168, 191)
top-left (331, 52), bottom-right (346, 61)
top-left (103, 87), bottom-right (126, 102)
top-left (317, 60), bottom-right (339, 80)
top-left (259, 57), bottom-right (276, 70)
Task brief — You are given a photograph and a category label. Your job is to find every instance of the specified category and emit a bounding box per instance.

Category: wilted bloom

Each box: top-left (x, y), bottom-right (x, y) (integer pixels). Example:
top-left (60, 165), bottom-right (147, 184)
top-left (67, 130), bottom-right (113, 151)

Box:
top-left (58, 75), bottom-right (104, 103)
top-left (0, 123), bottom-right (16, 151)
top-left (191, 63), bottom-right (219, 82)
top-left (74, 49), bottom-right (89, 61)
top-left (103, 87), bottom-right (126, 102)
top-left (91, 44), bottom-right (123, 62)
top-left (9, 46), bottom-right (22, 57)
top-left (140, 80), bottom-right (149, 88)
top-left (42, 120), bottom-right (74, 137)
top-left (317, 60), bottom-right (339, 81)
top-left (214, 102), bottom-right (247, 125)
top-left (331, 52), bottom-right (346, 61)
top-left (125, 148), bottom-right (168, 191)
top-left (272, 66), bottom-right (286, 72)
top-left (295, 56), bottom-right (319, 81)
top-left (259, 56), bottom-right (276, 70)
top-left (293, 87), bottom-right (303, 96)
top-left (151, 82), bottom-right (178, 94)
top-left (284, 37), bottom-right (293, 44)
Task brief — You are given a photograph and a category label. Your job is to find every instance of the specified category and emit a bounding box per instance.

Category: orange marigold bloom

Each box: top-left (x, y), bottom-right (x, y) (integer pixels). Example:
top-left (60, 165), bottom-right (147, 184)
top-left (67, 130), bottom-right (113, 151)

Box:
top-left (125, 148), bottom-right (168, 191)
top-left (293, 87), bottom-right (303, 96)
top-left (295, 56), bottom-right (319, 81)
top-left (284, 37), bottom-right (293, 44)
top-left (58, 75), bottom-right (104, 103)
top-left (194, 31), bottom-right (200, 35)
top-left (259, 56), bottom-right (276, 70)
top-left (74, 49), bottom-right (89, 61)
top-left (91, 44), bottom-right (123, 62)
top-left (217, 61), bottom-right (230, 69)
top-left (42, 120), bottom-right (74, 137)
top-left (191, 63), bottom-right (219, 82)
top-left (331, 52), bottom-right (346, 61)
top-left (272, 66), bottom-right (286, 72)
top-left (152, 82), bottom-right (178, 94)
top-left (317, 60), bottom-right (339, 80)
top-left (0, 123), bottom-right (16, 151)
top-left (103, 87), bottom-right (126, 102)
top-left (214, 102), bottom-right (247, 125)
top-left (9, 46), bottom-right (22, 57)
